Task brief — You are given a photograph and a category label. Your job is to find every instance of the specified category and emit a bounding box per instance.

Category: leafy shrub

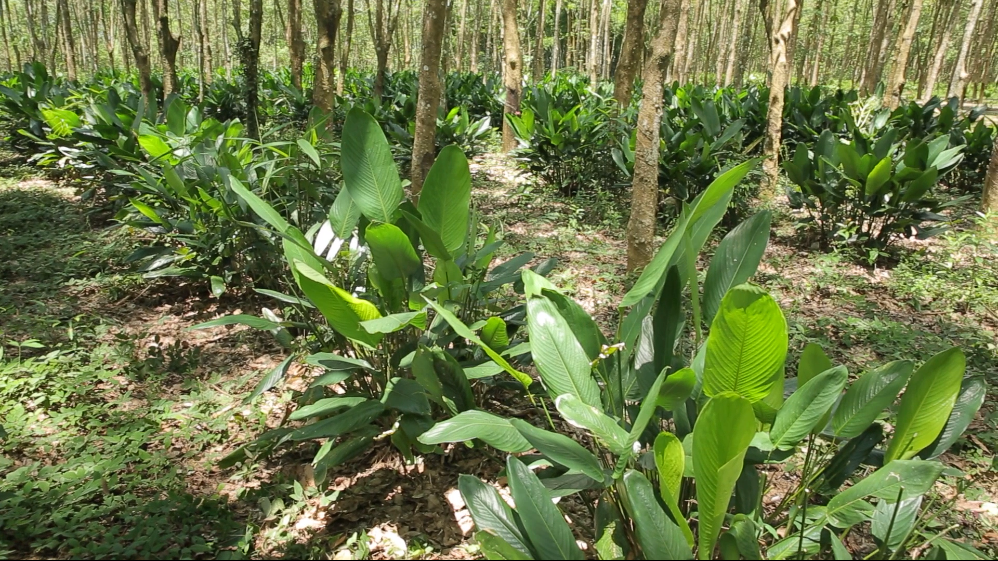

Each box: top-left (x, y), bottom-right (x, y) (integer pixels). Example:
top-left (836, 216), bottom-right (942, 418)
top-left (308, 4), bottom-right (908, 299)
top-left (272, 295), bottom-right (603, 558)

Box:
top-left (209, 108), bottom-right (552, 479)
top-left (783, 127), bottom-right (967, 250)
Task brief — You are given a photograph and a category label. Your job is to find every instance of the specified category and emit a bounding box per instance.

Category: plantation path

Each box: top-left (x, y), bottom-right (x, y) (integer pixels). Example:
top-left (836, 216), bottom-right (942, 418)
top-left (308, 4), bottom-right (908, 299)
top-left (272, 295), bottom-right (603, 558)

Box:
top-left (3, 151), bottom-right (998, 558)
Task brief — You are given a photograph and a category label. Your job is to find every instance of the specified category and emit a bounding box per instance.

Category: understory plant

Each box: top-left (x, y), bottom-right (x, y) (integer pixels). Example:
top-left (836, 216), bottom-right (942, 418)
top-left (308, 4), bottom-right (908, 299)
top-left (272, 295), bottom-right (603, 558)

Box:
top-left (206, 108), bottom-right (551, 479)
top-left (414, 161), bottom-right (983, 559)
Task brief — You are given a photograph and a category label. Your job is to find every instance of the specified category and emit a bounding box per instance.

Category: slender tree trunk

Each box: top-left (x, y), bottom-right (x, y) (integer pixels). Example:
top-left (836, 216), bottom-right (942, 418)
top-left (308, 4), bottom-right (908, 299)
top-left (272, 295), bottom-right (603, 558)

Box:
top-left (201, 0), bottom-right (212, 78)
top-left (885, 0), bottom-right (923, 109)
top-left (120, 0), bottom-right (154, 103)
top-left (455, 0), bottom-right (467, 71)
top-left (25, 0), bottom-right (45, 62)
top-left (239, 0), bottom-right (263, 138)
top-left (715, 0), bottom-right (733, 85)
top-left (724, 0), bottom-right (746, 85)
top-left (368, 0), bottom-right (400, 98)
top-left (531, 0), bottom-right (546, 81)
top-left (626, 0), bottom-right (682, 272)
top-left (411, 0), bottom-right (447, 198)
top-left (285, 0), bottom-right (304, 89)
top-left (193, 0), bottom-right (206, 99)
top-left (550, 0), bottom-right (562, 75)
top-left (860, 0), bottom-right (893, 93)
top-left (153, 0), bottom-right (180, 95)
top-left (671, 0), bottom-right (692, 82)
top-left (501, 0), bottom-right (522, 152)
top-left (471, 0), bottom-right (481, 72)
top-left (587, 0), bottom-right (599, 83)
top-left (337, 0), bottom-right (354, 94)
top-left (0, 0), bottom-right (12, 71)
top-left (56, 0), bottom-right (77, 79)
top-left (983, 132), bottom-right (998, 213)
top-left (761, 0), bottom-right (799, 196)
top-left (948, 0), bottom-right (983, 100)
top-left (682, 0), bottom-right (700, 82)
top-left (599, 0), bottom-right (612, 79)
top-left (313, 0), bottom-right (342, 126)
top-left (922, 0), bottom-right (958, 99)
top-left (613, 0), bottom-right (648, 107)
top-left (221, 0), bottom-right (232, 78)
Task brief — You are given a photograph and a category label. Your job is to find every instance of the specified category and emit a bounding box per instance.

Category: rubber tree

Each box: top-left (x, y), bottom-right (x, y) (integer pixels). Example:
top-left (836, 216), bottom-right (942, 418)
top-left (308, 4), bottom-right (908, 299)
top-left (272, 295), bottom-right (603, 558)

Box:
top-left (153, 0), bottom-right (180, 96)
top-left (885, 0), bottom-right (924, 109)
top-left (947, 0), bottom-right (984, 100)
top-left (286, 0), bottom-right (305, 89)
top-left (613, 0), bottom-right (649, 108)
top-left (313, 0), bottom-right (343, 128)
top-left (411, 0), bottom-right (448, 199)
top-left (983, 131), bottom-right (998, 213)
top-left (119, 0), bottom-right (154, 104)
top-left (367, 0), bottom-right (402, 98)
top-left (761, 0), bottom-right (799, 197)
top-left (921, 0), bottom-right (959, 100)
top-left (337, 0), bottom-right (354, 94)
top-left (625, 0), bottom-right (683, 272)
top-left (531, 0), bottom-right (547, 81)
top-left (501, 0), bottom-right (522, 153)
top-left (56, 0), bottom-right (76, 80)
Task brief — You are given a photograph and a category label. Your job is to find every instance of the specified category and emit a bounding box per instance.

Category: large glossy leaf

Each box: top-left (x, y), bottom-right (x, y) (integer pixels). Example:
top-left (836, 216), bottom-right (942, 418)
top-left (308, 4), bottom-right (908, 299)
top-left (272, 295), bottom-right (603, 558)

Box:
top-left (229, 175), bottom-right (291, 233)
top-left (510, 419), bottom-right (604, 482)
top-left (657, 368), bottom-right (696, 411)
top-left (290, 396), bottom-right (369, 420)
top-left (653, 266), bottom-right (684, 373)
top-left (458, 475), bottom-right (533, 557)
top-left (824, 460), bottom-right (944, 527)
top-left (481, 317), bottom-right (510, 352)
top-left (688, 159), bottom-right (759, 225)
top-left (506, 456), bottom-right (584, 560)
top-left (872, 495), bottom-right (922, 549)
top-left (475, 531), bottom-right (533, 560)
top-left (865, 156), bottom-right (893, 196)
top-left (620, 211), bottom-right (691, 308)
top-left (771, 367), bottom-right (848, 449)
top-left (693, 392), bottom-right (756, 560)
top-left (365, 222), bottom-right (421, 281)
top-left (702, 285), bottom-right (788, 403)
top-left (526, 295), bottom-right (601, 407)
top-left (797, 343), bottom-right (833, 387)
top-left (341, 107), bottom-right (403, 222)
top-left (188, 314), bottom-right (282, 331)
top-left (832, 361), bottom-right (912, 438)
top-left (360, 311), bottom-right (427, 334)
top-left (885, 348), bottom-right (965, 462)
top-left (417, 410), bottom-right (531, 452)
top-left (328, 188), bottom-right (360, 238)
top-left (622, 470), bottom-right (693, 560)
top-left (418, 145), bottom-right (471, 254)
top-left (702, 210), bottom-right (771, 326)
top-left (400, 210), bottom-right (452, 260)
top-left (287, 400), bottom-right (384, 441)
top-left (554, 394), bottom-right (630, 455)
top-left (654, 432), bottom-right (685, 503)
top-left (293, 260), bottom-right (383, 347)
top-left (919, 376), bottom-right (986, 460)
top-left (540, 288), bottom-right (605, 361)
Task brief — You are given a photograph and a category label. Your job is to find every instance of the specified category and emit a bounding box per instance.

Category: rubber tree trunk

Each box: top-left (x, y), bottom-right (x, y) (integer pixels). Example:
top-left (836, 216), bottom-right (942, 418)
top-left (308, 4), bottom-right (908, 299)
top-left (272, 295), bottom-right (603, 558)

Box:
top-left (983, 132), bottom-right (998, 213)
top-left (368, 0), bottom-right (400, 98)
top-left (313, 0), bottom-right (342, 128)
top-left (411, 0), bottom-right (447, 199)
top-left (947, 0), bottom-right (983, 100)
top-left (57, 0), bottom-right (76, 79)
top-left (625, 0), bottom-right (683, 272)
top-left (860, 0), bottom-right (894, 94)
top-left (531, 0), bottom-right (546, 81)
top-left (587, 0), bottom-right (599, 83)
top-left (761, 0), bottom-right (799, 197)
top-left (120, 0), bottom-right (154, 104)
top-left (286, 0), bottom-right (304, 89)
top-left (501, 0), bottom-right (522, 153)
top-left (337, 0), bottom-right (353, 94)
top-left (242, 0), bottom-right (263, 139)
top-left (724, 0), bottom-right (746, 86)
top-left (673, 0), bottom-right (693, 83)
top-left (922, 0), bottom-right (959, 100)
top-left (154, 0), bottom-right (180, 96)
top-left (612, 0), bottom-right (649, 108)
top-left (885, 0), bottom-right (924, 109)
top-left (551, 0), bottom-right (562, 76)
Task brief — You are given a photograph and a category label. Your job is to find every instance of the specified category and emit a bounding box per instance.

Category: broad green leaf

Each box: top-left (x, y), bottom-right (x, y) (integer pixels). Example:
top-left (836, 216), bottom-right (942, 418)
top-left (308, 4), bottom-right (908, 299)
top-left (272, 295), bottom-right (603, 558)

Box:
top-left (138, 134), bottom-right (172, 161)
top-left (622, 470), bottom-right (693, 560)
top-left (365, 223), bottom-right (421, 281)
top-left (42, 107), bottom-right (81, 136)
top-left (510, 419), bottom-right (604, 482)
top-left (188, 314), bottom-right (282, 331)
top-left (341, 108), bottom-right (403, 222)
top-left (360, 311), bottom-right (427, 334)
top-left (935, 539), bottom-right (989, 560)
top-left (292, 260), bottom-right (383, 347)
top-left (401, 210), bottom-right (452, 260)
top-left (797, 343), bottom-right (833, 387)
top-left (459, 475), bottom-right (533, 557)
top-left (290, 397), bottom-right (369, 420)
top-left (423, 300), bottom-right (533, 389)
top-left (229, 175), bottom-right (291, 233)
top-left (693, 392), bottom-right (756, 560)
top-left (865, 156), bottom-right (892, 196)
top-left (481, 317), bottom-right (510, 352)
top-left (885, 348), bottom-right (965, 462)
top-left (246, 356), bottom-right (293, 401)
top-left (526, 296), bottom-right (601, 407)
top-left (383, 377), bottom-right (431, 415)
top-left (287, 400), bottom-right (384, 441)
top-left (297, 138), bottom-right (321, 167)
top-left (620, 211), bottom-right (692, 308)
top-left (628, 369), bottom-right (668, 445)
top-left (919, 375), bottom-right (986, 460)
top-left (554, 394), bottom-right (630, 455)
top-left (475, 531), bottom-right (533, 560)
top-left (824, 460), bottom-right (944, 527)
top-left (688, 159), bottom-right (759, 225)
top-left (702, 210), bottom-right (772, 326)
top-left (771, 367), bottom-right (848, 449)
top-left (521, 269), bottom-right (558, 298)
top-left (506, 456), bottom-right (584, 560)
top-left (654, 431), bottom-right (685, 502)
top-left (417, 410), bottom-right (531, 452)
top-left (329, 188), bottom-right (361, 238)
top-left (702, 285), bottom-right (788, 403)
top-left (418, 145), bottom-right (471, 254)
top-left (540, 288), bottom-right (604, 361)
top-left (872, 495), bottom-right (922, 549)
top-left (832, 361), bottom-right (912, 438)
top-left (653, 266), bottom-right (684, 373)
top-left (657, 368), bottom-right (696, 411)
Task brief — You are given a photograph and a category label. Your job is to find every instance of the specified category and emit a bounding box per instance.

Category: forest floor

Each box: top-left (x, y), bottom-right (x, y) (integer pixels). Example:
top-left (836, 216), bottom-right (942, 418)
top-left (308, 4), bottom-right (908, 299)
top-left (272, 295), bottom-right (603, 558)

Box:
top-left (1, 151), bottom-right (998, 559)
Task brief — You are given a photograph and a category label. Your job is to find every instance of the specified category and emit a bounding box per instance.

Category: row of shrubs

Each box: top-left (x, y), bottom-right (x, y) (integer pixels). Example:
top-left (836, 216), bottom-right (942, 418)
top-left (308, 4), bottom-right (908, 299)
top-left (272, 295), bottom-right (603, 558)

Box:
top-left (506, 74), bottom-right (995, 249)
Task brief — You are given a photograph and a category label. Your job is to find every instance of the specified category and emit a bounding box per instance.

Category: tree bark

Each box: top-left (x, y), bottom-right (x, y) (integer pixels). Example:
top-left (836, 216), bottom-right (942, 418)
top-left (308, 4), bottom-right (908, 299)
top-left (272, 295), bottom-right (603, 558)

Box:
top-left (241, 0), bottom-right (263, 139)
top-left (761, 0), bottom-right (799, 197)
top-left (368, 0), bottom-right (401, 98)
top-left (120, 0), bottom-right (154, 103)
top-left (613, 0), bottom-right (649, 107)
top-left (551, 0), bottom-right (562, 75)
top-left (531, 0), bottom-right (546, 81)
top-left (860, 0), bottom-right (894, 94)
top-left (411, 0), bottom-right (447, 199)
top-left (455, 0), bottom-right (467, 71)
top-left (724, 0), bottom-right (746, 85)
top-left (671, 0), bottom-right (692, 83)
top-left (193, 0), bottom-right (206, 99)
top-left (337, 0), bottom-right (354, 94)
top-left (625, 0), bottom-right (682, 272)
top-left (153, 0), bottom-right (180, 96)
top-left (587, 0), bottom-right (599, 83)
top-left (471, 0), bottom-right (482, 72)
top-left (947, 0), bottom-right (983, 100)
top-left (285, 0), bottom-right (304, 89)
top-left (56, 0), bottom-right (76, 79)
top-left (983, 130), bottom-right (998, 213)
top-left (313, 0), bottom-right (343, 126)
top-left (922, 0), bottom-right (958, 99)
top-left (885, 0), bottom-right (923, 109)
top-left (501, 0), bottom-right (522, 153)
